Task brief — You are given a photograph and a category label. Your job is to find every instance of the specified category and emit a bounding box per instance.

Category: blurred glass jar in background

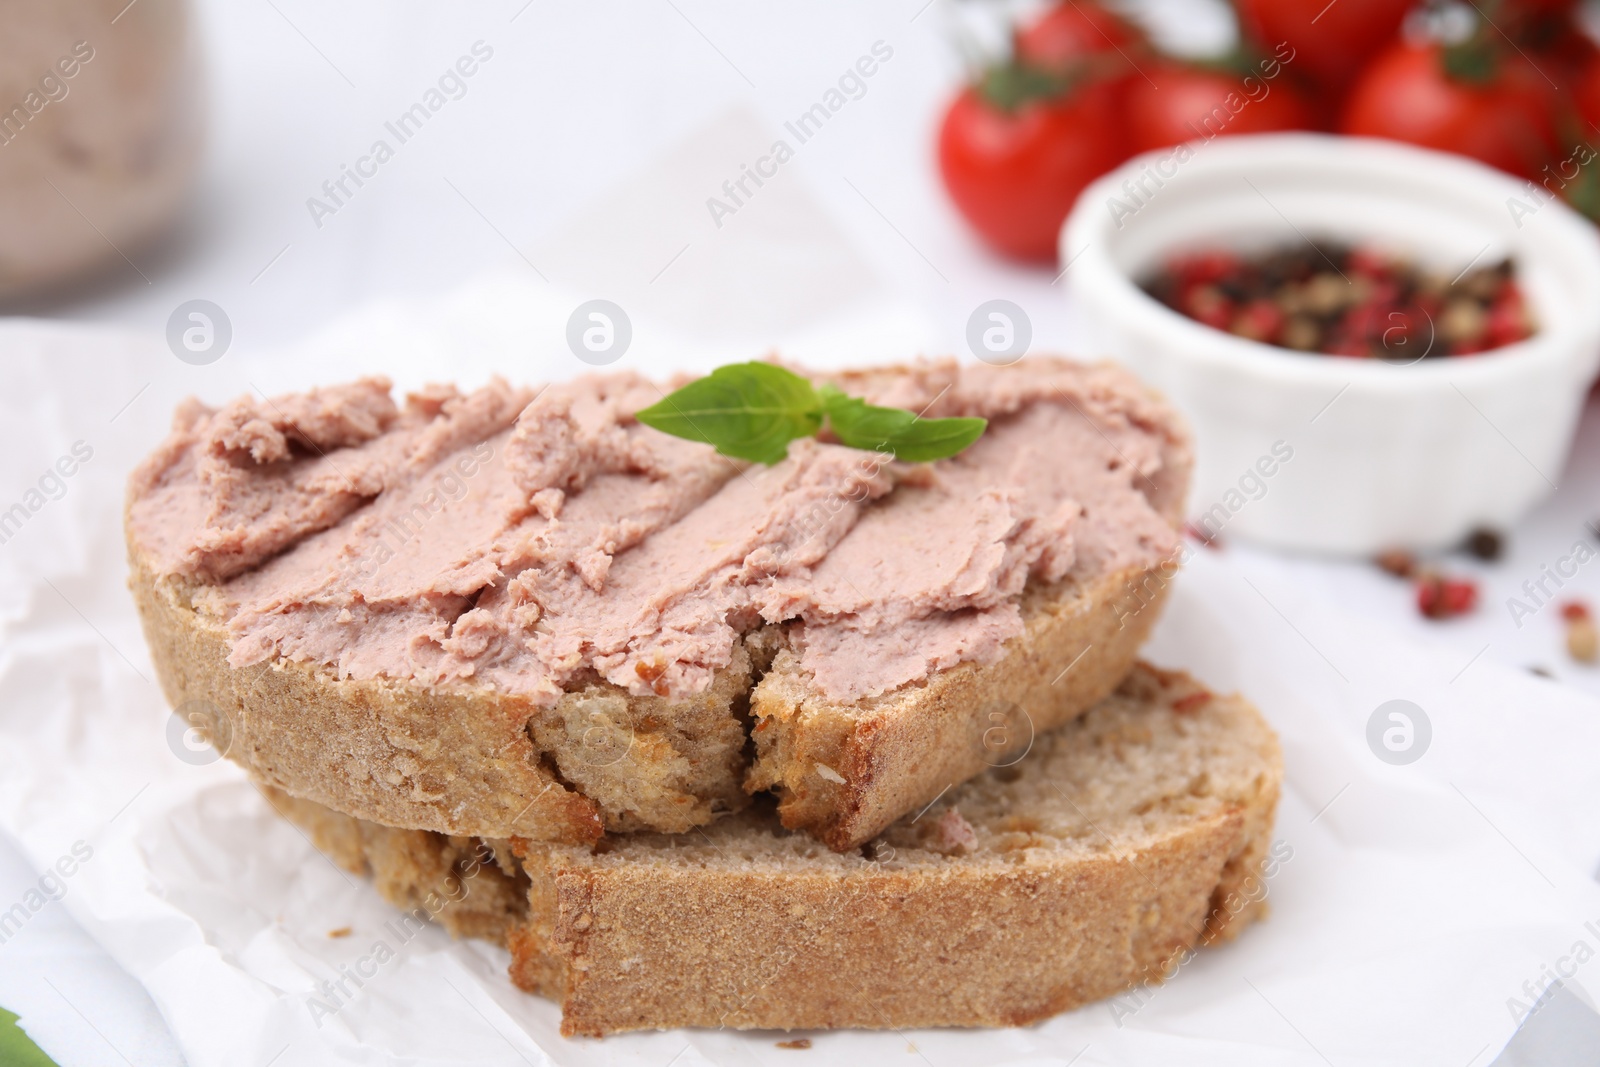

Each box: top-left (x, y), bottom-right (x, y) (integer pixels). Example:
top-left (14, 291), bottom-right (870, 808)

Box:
top-left (0, 0), bottom-right (202, 301)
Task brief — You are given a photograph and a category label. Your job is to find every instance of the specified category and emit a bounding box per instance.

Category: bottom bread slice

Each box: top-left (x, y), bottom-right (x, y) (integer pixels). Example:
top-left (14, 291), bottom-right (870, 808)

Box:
top-left (265, 663), bottom-right (1282, 1038)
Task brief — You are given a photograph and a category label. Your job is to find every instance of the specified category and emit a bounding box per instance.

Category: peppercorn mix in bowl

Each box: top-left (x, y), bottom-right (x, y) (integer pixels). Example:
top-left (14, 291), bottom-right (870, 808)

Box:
top-left (1141, 243), bottom-right (1535, 360)
top-left (1063, 134), bottom-right (1600, 554)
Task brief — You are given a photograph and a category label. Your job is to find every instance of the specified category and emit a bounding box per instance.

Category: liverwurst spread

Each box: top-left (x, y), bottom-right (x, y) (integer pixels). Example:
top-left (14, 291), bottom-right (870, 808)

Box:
top-left (126, 360), bottom-right (1186, 705)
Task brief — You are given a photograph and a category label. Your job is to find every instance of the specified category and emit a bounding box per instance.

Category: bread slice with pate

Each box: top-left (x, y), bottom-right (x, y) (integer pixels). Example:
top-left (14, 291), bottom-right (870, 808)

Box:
top-left (127, 358), bottom-right (1190, 848)
top-left (267, 664), bottom-right (1281, 1036)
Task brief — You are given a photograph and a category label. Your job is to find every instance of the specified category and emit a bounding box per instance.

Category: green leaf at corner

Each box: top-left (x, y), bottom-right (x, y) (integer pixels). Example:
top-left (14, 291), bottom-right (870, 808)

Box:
top-left (634, 362), bottom-right (823, 465)
top-left (1, 1007), bottom-right (61, 1067)
top-left (820, 384), bottom-right (987, 464)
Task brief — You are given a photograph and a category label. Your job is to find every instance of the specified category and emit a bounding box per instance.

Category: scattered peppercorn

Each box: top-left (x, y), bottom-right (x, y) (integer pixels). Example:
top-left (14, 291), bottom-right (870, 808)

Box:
top-left (1142, 244), bottom-right (1535, 359)
top-left (1528, 665), bottom-right (1556, 679)
top-left (1568, 617), bottom-right (1599, 664)
top-left (1415, 571), bottom-right (1479, 619)
top-left (1375, 548), bottom-right (1417, 578)
top-left (1462, 527), bottom-right (1504, 562)
top-left (1561, 599), bottom-right (1598, 663)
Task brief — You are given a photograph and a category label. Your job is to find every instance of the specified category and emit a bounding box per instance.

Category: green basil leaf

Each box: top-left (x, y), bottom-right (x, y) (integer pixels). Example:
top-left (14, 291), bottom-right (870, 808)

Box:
top-left (818, 384), bottom-right (916, 453)
top-left (635, 365), bottom-right (988, 465)
top-left (821, 384), bottom-right (987, 463)
top-left (634, 362), bottom-right (823, 465)
top-left (884, 415), bottom-right (988, 462)
top-left (1, 1007), bottom-right (60, 1067)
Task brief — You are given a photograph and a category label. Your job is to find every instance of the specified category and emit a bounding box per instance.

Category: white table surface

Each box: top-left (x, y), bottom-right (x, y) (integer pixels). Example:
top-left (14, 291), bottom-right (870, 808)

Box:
top-left (6, 0), bottom-right (1600, 1063)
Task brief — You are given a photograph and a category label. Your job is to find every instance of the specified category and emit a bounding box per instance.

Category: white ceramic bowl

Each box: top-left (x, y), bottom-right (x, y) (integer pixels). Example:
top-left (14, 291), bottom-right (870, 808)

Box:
top-left (1062, 133), bottom-right (1600, 554)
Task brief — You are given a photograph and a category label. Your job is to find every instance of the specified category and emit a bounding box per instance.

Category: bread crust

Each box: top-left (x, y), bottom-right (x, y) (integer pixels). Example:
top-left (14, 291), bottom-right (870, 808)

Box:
top-left (130, 555), bottom-right (751, 844)
top-left (263, 665), bottom-right (1279, 1038)
top-left (510, 669), bottom-right (1280, 1037)
top-left (526, 816), bottom-right (1245, 1035)
top-left (748, 564), bottom-right (1173, 849)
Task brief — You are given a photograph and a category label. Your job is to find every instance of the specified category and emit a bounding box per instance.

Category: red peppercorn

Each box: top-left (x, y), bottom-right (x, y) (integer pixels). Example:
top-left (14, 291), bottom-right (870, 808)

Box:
top-left (1379, 309), bottom-right (1429, 360)
top-left (1444, 579), bottom-right (1477, 615)
top-left (1416, 573), bottom-right (1478, 619)
top-left (1561, 600), bottom-right (1591, 622)
top-left (1368, 279), bottom-right (1402, 304)
top-left (1175, 250), bottom-right (1239, 286)
top-left (1416, 575), bottom-right (1441, 616)
top-left (1345, 302), bottom-right (1388, 345)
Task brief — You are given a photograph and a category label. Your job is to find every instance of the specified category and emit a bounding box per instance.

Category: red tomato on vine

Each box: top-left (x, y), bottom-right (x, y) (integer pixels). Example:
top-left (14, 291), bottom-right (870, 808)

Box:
top-left (1342, 40), bottom-right (1561, 181)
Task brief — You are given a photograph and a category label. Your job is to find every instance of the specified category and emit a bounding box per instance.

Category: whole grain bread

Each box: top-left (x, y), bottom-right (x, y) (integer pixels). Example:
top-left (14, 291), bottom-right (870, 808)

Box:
top-left (128, 359), bottom-right (1190, 849)
top-left (268, 664), bottom-right (1282, 1037)
top-left (132, 556), bottom-right (758, 845)
top-left (134, 550), bottom-right (1177, 848)
top-left (747, 565), bottom-right (1176, 849)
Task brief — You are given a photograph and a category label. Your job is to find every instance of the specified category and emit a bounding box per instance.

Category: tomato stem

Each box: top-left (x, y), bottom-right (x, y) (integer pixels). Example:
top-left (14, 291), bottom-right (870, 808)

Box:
top-left (976, 44), bottom-right (1127, 113)
top-left (977, 61), bottom-right (1075, 112)
top-left (1439, 6), bottom-right (1501, 85)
